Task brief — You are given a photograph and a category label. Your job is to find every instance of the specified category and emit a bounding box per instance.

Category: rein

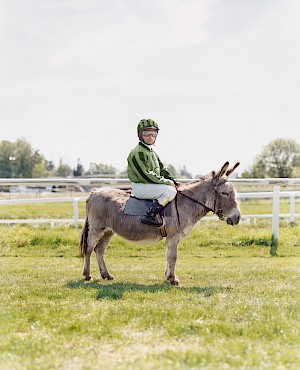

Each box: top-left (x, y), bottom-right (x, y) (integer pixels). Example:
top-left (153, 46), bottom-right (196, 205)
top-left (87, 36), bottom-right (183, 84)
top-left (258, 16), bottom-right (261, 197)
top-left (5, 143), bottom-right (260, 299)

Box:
top-left (177, 189), bottom-right (224, 220)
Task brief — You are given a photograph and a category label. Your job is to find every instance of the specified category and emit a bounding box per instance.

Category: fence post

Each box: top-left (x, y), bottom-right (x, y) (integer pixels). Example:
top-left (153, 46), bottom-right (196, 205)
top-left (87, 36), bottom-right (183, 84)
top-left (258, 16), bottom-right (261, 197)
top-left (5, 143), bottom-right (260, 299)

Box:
top-left (73, 198), bottom-right (79, 229)
top-left (290, 193), bottom-right (295, 225)
top-left (271, 185), bottom-right (280, 256)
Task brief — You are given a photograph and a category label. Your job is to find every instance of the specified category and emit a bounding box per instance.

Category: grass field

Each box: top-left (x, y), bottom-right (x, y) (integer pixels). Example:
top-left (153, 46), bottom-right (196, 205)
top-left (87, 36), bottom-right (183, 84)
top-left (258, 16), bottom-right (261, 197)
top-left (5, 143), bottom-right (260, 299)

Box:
top-left (0, 213), bottom-right (300, 369)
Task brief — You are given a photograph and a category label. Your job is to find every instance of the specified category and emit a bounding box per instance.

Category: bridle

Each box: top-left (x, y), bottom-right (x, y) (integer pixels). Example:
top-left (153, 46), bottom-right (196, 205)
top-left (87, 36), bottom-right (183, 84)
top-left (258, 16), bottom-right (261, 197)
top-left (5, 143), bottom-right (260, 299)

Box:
top-left (176, 184), bottom-right (225, 222)
top-left (172, 162), bottom-right (240, 228)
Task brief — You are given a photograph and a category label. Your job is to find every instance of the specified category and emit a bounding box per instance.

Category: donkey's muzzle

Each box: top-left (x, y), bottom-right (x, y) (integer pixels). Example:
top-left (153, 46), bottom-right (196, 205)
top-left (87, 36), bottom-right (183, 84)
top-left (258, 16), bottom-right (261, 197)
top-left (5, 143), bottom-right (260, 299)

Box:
top-left (226, 210), bottom-right (241, 226)
top-left (227, 217), bottom-right (234, 226)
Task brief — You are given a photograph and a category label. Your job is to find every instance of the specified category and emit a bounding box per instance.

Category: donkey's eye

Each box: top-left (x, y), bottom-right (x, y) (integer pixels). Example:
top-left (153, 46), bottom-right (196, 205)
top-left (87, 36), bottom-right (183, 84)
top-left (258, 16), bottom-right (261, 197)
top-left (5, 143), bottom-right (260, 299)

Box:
top-left (221, 192), bottom-right (229, 196)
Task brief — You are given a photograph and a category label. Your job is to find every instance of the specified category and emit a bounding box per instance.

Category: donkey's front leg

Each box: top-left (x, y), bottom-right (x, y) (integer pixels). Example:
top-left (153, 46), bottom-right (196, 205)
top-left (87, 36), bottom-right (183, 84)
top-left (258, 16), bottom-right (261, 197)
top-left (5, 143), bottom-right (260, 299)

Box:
top-left (165, 236), bottom-right (180, 286)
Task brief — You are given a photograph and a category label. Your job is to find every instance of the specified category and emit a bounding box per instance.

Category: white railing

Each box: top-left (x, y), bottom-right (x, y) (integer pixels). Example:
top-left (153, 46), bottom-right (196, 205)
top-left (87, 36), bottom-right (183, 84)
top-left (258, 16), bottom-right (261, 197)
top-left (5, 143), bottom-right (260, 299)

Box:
top-left (237, 191), bottom-right (300, 224)
top-left (0, 196), bottom-right (86, 228)
top-left (0, 191), bottom-right (300, 226)
top-left (1, 178), bottom-right (300, 255)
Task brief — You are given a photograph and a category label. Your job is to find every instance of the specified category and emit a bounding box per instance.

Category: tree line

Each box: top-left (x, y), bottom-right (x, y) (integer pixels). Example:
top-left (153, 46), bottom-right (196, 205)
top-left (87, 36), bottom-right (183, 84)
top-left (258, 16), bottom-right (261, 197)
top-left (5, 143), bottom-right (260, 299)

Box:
top-left (240, 138), bottom-right (300, 178)
top-left (0, 138), bottom-right (193, 178)
top-left (1, 137), bottom-right (300, 178)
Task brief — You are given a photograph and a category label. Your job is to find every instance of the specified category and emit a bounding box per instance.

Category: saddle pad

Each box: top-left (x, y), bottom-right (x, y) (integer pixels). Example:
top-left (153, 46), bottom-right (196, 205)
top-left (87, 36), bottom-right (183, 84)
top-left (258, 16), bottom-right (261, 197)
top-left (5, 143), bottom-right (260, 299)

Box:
top-left (124, 197), bottom-right (171, 216)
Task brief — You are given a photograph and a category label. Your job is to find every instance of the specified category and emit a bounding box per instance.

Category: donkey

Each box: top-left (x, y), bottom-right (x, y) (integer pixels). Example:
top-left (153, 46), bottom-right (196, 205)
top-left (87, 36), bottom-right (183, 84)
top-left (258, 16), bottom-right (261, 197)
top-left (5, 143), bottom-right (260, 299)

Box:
top-left (80, 161), bottom-right (241, 285)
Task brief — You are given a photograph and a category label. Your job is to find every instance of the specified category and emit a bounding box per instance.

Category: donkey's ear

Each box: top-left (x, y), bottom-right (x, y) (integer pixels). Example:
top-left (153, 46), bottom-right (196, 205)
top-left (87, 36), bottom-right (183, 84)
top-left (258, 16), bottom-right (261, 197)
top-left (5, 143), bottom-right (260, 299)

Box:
top-left (226, 161), bottom-right (240, 177)
top-left (215, 162), bottom-right (229, 179)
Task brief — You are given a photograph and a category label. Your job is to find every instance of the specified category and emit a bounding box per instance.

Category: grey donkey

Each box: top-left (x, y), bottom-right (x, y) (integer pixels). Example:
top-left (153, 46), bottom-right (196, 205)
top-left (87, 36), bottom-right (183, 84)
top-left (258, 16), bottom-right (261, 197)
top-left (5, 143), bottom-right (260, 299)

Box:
top-left (80, 161), bottom-right (241, 285)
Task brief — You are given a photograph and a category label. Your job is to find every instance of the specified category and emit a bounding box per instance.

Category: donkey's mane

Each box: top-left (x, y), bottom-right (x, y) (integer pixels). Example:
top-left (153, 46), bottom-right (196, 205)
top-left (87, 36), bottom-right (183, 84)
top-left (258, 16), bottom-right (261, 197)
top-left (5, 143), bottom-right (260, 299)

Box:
top-left (183, 176), bottom-right (206, 186)
top-left (181, 173), bottom-right (215, 190)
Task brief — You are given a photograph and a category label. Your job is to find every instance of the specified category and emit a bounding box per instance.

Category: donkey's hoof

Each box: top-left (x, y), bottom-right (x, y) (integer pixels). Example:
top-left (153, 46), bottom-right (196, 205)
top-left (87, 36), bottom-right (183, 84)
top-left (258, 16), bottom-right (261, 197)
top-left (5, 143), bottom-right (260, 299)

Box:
top-left (171, 279), bottom-right (180, 286)
top-left (167, 275), bottom-right (180, 286)
top-left (84, 275), bottom-right (93, 281)
top-left (102, 274), bottom-right (114, 280)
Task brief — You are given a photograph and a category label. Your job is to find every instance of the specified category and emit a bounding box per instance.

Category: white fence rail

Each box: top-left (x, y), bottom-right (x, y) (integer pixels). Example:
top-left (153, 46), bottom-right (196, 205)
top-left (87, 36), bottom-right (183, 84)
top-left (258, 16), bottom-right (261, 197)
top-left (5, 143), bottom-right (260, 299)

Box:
top-left (0, 191), bottom-right (300, 227)
top-left (1, 178), bottom-right (300, 255)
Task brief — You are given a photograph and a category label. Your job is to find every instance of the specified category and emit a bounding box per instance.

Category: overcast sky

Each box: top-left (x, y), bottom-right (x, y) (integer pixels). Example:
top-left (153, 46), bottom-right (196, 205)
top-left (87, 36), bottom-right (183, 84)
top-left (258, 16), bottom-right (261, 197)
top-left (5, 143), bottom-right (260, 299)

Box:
top-left (1, 0), bottom-right (299, 176)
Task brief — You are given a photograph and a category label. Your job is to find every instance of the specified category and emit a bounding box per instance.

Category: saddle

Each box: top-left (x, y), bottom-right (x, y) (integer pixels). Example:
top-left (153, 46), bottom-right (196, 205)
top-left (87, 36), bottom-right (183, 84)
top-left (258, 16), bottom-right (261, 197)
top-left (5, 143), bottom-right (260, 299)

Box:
top-left (124, 196), bottom-right (172, 237)
top-left (124, 196), bottom-right (172, 216)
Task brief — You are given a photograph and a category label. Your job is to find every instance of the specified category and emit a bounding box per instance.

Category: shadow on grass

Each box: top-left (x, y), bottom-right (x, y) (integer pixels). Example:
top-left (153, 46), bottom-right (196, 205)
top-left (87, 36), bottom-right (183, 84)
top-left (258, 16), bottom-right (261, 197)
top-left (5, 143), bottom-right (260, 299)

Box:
top-left (66, 280), bottom-right (232, 300)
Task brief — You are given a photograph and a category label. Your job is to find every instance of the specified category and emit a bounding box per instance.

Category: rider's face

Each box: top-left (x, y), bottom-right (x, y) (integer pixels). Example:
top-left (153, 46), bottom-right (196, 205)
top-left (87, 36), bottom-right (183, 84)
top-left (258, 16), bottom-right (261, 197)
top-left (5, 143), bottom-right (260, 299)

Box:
top-left (142, 129), bottom-right (158, 145)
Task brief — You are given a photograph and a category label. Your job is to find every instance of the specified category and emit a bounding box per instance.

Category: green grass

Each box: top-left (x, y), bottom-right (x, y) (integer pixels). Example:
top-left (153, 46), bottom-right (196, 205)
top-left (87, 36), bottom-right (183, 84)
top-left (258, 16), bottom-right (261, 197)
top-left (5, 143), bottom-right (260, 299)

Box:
top-left (0, 221), bottom-right (300, 369)
top-left (0, 201), bottom-right (86, 220)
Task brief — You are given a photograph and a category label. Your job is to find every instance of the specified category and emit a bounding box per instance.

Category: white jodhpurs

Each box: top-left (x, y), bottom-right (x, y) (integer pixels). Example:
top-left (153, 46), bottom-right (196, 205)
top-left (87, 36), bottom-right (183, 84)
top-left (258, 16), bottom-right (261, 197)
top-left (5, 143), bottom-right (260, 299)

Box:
top-left (131, 183), bottom-right (177, 207)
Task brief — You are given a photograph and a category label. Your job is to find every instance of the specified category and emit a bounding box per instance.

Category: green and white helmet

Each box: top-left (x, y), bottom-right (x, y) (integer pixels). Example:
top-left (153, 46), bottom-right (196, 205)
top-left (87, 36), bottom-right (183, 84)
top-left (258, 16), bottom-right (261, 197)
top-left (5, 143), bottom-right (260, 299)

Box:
top-left (137, 119), bottom-right (159, 134)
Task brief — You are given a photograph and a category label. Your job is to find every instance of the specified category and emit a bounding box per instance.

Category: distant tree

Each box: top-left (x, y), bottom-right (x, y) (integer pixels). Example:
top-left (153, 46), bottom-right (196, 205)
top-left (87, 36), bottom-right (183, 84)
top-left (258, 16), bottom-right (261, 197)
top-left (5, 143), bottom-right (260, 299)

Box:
top-left (14, 138), bottom-right (34, 177)
top-left (45, 160), bottom-right (55, 172)
top-left (165, 164), bottom-right (193, 179)
top-left (85, 163), bottom-right (117, 175)
top-left (30, 149), bottom-right (47, 178)
top-left (241, 138), bottom-right (300, 178)
top-left (292, 167), bottom-right (300, 177)
top-left (0, 140), bottom-right (15, 177)
top-left (0, 138), bottom-right (52, 178)
top-left (179, 165), bottom-right (193, 179)
top-left (32, 163), bottom-right (46, 178)
top-left (73, 158), bottom-right (84, 177)
top-left (166, 164), bottom-right (179, 178)
top-left (56, 159), bottom-right (72, 177)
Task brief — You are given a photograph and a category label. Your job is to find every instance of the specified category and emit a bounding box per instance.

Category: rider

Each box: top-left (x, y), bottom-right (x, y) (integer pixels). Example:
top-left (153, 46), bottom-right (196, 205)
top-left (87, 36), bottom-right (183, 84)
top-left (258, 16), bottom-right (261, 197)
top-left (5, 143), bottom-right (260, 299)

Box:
top-left (127, 119), bottom-right (178, 227)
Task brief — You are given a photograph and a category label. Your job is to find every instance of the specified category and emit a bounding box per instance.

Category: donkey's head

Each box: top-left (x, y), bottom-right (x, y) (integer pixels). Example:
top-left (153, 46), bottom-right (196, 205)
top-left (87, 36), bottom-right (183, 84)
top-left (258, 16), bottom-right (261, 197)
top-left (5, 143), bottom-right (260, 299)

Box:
top-left (209, 162), bottom-right (241, 226)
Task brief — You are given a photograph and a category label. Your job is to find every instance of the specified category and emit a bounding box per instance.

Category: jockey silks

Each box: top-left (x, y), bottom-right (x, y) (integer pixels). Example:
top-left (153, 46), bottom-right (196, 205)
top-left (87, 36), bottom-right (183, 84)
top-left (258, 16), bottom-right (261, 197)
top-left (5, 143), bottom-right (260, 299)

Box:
top-left (127, 142), bottom-right (176, 185)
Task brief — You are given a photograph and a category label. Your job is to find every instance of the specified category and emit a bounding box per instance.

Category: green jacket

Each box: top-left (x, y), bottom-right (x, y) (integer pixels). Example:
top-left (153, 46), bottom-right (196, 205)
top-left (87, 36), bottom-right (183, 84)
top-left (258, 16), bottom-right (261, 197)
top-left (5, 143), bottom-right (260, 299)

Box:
top-left (127, 142), bottom-right (176, 185)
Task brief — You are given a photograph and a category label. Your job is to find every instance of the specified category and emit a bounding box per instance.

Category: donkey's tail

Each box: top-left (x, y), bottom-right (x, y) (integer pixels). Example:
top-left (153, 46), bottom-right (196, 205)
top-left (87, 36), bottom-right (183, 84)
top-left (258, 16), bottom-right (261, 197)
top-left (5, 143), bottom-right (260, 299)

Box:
top-left (80, 217), bottom-right (89, 257)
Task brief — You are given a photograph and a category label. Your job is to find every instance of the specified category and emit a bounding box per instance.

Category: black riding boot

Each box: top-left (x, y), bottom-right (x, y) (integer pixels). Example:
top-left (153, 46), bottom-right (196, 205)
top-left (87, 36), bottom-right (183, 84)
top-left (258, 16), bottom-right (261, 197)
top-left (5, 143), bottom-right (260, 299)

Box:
top-left (141, 201), bottom-right (164, 227)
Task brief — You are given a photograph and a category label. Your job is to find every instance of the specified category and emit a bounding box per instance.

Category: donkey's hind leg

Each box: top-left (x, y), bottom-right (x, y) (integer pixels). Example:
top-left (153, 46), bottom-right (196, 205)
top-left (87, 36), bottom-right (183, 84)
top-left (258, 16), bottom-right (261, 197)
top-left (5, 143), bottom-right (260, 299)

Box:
top-left (94, 229), bottom-right (114, 280)
top-left (83, 227), bottom-right (106, 281)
